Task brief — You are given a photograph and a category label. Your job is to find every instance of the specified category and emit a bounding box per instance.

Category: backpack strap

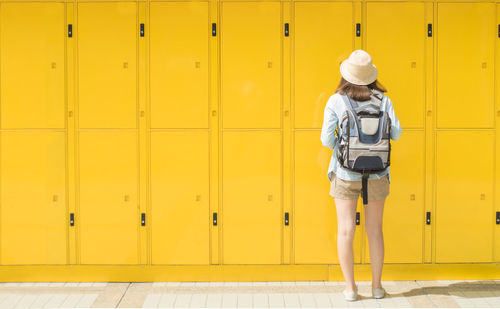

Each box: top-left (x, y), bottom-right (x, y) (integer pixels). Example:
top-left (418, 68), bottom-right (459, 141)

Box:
top-left (362, 170), bottom-right (370, 205)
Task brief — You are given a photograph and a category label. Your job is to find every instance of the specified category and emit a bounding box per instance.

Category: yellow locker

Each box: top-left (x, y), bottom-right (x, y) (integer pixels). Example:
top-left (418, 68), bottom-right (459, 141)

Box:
top-left (78, 2), bottom-right (137, 129)
top-left (0, 132), bottom-right (66, 264)
top-left (294, 1), bottom-right (353, 129)
top-left (79, 131), bottom-right (138, 264)
top-left (222, 131), bottom-right (281, 264)
top-left (150, 2), bottom-right (209, 129)
top-left (0, 3), bottom-right (65, 129)
top-left (151, 131), bottom-right (210, 264)
top-left (437, 2), bottom-right (495, 128)
top-left (294, 131), bottom-right (337, 264)
top-left (365, 130), bottom-right (425, 263)
top-left (436, 131), bottom-right (494, 263)
top-left (221, 1), bottom-right (281, 129)
top-left (366, 2), bottom-right (425, 129)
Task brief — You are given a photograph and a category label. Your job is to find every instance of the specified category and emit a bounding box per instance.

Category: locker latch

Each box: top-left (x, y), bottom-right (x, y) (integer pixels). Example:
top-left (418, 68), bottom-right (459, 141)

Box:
top-left (496, 211), bottom-right (500, 224)
top-left (141, 213), bottom-right (146, 226)
top-left (426, 211), bottom-right (431, 225)
top-left (68, 24), bottom-right (73, 38)
top-left (140, 23), bottom-right (145, 37)
top-left (212, 23), bottom-right (216, 36)
top-left (70, 213), bottom-right (74, 226)
top-left (284, 23), bottom-right (289, 37)
top-left (213, 212), bottom-right (217, 226)
top-left (427, 24), bottom-right (432, 37)
top-left (356, 23), bottom-right (360, 37)
top-left (284, 212), bottom-right (289, 226)
top-left (356, 212), bottom-right (360, 225)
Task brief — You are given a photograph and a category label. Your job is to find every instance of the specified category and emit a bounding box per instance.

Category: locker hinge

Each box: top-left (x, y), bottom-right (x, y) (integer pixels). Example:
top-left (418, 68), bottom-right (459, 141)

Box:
top-left (213, 212), bottom-right (217, 225)
top-left (356, 23), bottom-right (361, 37)
top-left (496, 211), bottom-right (500, 224)
top-left (426, 211), bottom-right (431, 225)
top-left (68, 24), bottom-right (73, 38)
top-left (427, 24), bottom-right (432, 37)
top-left (284, 23), bottom-right (289, 37)
top-left (70, 213), bottom-right (74, 226)
top-left (356, 212), bottom-right (360, 225)
top-left (284, 212), bottom-right (289, 225)
top-left (212, 23), bottom-right (216, 36)
top-left (140, 23), bottom-right (145, 37)
top-left (141, 213), bottom-right (146, 226)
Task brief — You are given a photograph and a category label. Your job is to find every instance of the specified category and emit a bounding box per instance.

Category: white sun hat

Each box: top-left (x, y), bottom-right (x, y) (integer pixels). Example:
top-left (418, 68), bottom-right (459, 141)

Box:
top-left (339, 49), bottom-right (378, 85)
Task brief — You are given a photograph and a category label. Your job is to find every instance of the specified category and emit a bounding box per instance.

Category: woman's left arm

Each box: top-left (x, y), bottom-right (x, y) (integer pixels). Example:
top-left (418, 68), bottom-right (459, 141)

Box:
top-left (320, 96), bottom-right (339, 150)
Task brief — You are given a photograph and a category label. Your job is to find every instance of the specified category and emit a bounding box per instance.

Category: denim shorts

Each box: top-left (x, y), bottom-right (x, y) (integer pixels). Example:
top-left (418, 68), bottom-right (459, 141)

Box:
top-left (329, 173), bottom-right (390, 201)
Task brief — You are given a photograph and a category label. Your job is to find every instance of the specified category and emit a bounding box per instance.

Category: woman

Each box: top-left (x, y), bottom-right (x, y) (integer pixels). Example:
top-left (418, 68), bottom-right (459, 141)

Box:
top-left (320, 49), bottom-right (403, 301)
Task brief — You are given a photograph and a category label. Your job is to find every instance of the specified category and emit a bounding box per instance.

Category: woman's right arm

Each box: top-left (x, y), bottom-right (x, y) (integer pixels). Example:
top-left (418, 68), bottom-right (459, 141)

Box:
top-left (385, 96), bottom-right (402, 141)
top-left (320, 95), bottom-right (339, 150)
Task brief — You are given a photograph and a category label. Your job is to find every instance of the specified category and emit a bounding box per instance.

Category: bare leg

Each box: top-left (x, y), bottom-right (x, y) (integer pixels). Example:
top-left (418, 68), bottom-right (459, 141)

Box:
top-left (363, 197), bottom-right (386, 289)
top-left (335, 197), bottom-right (358, 292)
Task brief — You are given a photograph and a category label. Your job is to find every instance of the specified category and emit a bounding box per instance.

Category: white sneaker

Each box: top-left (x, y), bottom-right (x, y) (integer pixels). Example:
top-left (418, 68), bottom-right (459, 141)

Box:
top-left (372, 287), bottom-right (386, 299)
top-left (342, 284), bottom-right (359, 301)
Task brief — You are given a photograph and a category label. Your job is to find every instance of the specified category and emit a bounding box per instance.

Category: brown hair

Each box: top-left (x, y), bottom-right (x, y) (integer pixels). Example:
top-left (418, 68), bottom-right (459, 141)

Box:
top-left (334, 77), bottom-right (388, 101)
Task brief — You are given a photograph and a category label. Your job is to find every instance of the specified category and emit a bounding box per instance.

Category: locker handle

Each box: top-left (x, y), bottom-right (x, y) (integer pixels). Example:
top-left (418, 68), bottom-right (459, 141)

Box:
top-left (213, 212), bottom-right (217, 226)
top-left (284, 23), bottom-right (289, 36)
top-left (141, 213), bottom-right (146, 226)
top-left (53, 195), bottom-right (58, 202)
top-left (496, 212), bottom-right (500, 224)
top-left (356, 23), bottom-right (360, 37)
top-left (68, 24), bottom-right (72, 38)
top-left (355, 212), bottom-right (360, 225)
top-left (124, 195), bottom-right (130, 202)
top-left (426, 212), bottom-right (431, 225)
top-left (284, 212), bottom-right (289, 226)
top-left (140, 23), bottom-right (145, 37)
top-left (70, 213), bottom-right (74, 226)
top-left (212, 23), bottom-right (216, 36)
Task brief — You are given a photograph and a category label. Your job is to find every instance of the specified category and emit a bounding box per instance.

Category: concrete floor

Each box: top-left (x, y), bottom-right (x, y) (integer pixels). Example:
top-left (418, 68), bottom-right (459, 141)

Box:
top-left (0, 280), bottom-right (499, 308)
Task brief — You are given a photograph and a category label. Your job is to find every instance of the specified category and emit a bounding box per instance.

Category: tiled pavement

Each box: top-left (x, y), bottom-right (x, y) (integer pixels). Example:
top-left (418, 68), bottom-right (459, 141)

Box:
top-left (0, 280), bottom-right (499, 308)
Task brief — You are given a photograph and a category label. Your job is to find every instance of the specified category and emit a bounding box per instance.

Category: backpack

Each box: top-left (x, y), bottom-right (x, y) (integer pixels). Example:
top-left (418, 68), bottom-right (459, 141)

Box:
top-left (335, 89), bottom-right (392, 205)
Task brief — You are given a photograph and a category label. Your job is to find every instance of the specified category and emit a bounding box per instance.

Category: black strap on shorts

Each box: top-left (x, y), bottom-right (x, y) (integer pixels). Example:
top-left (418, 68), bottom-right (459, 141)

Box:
top-left (361, 171), bottom-right (370, 205)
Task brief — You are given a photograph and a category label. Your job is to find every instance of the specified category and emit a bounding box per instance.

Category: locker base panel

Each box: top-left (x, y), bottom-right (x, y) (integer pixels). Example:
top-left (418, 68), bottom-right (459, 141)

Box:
top-left (0, 264), bottom-right (498, 282)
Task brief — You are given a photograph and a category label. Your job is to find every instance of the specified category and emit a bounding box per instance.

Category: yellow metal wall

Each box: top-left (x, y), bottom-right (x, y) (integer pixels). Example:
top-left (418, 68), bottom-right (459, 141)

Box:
top-left (0, 0), bottom-right (499, 280)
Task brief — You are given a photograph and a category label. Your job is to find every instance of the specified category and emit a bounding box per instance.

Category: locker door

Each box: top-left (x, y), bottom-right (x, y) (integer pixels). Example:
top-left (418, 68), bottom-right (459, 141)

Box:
top-left (437, 3), bottom-right (495, 128)
top-left (78, 2), bottom-right (137, 129)
top-left (151, 132), bottom-right (210, 264)
top-left (436, 131), bottom-right (494, 262)
top-left (294, 131), bottom-right (337, 264)
top-left (1, 132), bottom-right (66, 264)
top-left (221, 1), bottom-right (281, 129)
top-left (366, 2), bottom-right (425, 129)
top-left (222, 131), bottom-right (281, 264)
top-left (79, 131), bottom-right (138, 264)
top-left (365, 130), bottom-right (425, 263)
top-left (294, 1), bottom-right (353, 129)
top-left (150, 2), bottom-right (209, 129)
top-left (0, 3), bottom-right (65, 129)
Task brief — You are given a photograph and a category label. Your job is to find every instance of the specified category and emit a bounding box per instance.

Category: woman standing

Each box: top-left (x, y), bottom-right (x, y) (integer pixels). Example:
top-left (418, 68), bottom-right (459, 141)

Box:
top-left (320, 49), bottom-right (403, 301)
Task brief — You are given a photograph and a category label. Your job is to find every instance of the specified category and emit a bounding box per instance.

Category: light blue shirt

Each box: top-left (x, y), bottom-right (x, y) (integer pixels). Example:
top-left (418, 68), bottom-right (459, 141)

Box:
top-left (320, 92), bottom-right (402, 183)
